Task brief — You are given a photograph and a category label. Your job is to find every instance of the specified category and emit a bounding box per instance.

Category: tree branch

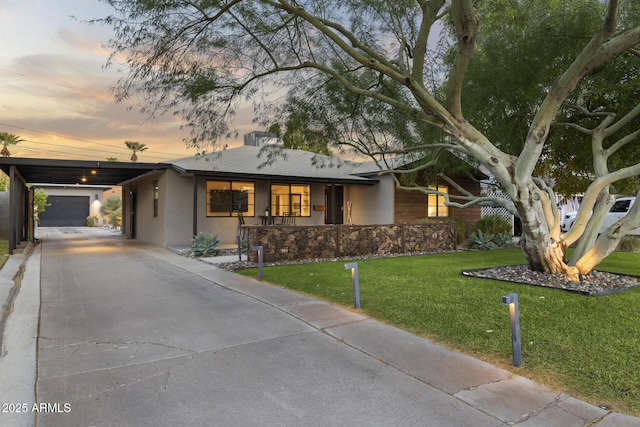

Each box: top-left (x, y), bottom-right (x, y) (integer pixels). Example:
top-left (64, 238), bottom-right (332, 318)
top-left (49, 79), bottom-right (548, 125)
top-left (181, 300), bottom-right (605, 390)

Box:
top-left (411, 0), bottom-right (446, 84)
top-left (515, 0), bottom-right (623, 185)
top-left (445, 0), bottom-right (478, 120)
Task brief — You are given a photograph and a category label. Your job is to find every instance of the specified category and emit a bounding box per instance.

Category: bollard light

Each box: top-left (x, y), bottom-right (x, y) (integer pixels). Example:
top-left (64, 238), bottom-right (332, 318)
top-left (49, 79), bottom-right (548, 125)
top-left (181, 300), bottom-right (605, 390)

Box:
top-left (252, 246), bottom-right (264, 281)
top-left (502, 293), bottom-right (522, 367)
top-left (344, 262), bottom-right (361, 309)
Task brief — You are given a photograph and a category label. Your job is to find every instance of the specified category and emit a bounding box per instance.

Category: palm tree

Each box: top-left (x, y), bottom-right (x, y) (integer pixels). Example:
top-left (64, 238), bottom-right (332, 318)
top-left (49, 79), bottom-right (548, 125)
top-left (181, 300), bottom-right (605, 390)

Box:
top-left (124, 141), bottom-right (148, 162)
top-left (0, 132), bottom-right (25, 157)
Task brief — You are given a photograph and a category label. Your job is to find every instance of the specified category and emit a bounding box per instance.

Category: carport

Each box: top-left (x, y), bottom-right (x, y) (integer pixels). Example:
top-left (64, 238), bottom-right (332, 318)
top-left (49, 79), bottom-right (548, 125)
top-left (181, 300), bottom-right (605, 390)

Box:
top-left (0, 157), bottom-right (164, 254)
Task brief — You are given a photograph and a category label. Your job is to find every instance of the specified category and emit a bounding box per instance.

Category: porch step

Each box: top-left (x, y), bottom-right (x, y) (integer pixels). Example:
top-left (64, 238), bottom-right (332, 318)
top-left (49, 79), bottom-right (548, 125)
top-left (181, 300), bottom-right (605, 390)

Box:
top-left (217, 244), bottom-right (238, 251)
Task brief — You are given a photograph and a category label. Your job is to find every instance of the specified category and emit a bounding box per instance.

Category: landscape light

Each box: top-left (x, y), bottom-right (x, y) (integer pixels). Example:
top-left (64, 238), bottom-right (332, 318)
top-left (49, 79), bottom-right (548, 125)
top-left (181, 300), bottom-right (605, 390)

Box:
top-left (252, 245), bottom-right (264, 281)
top-left (502, 293), bottom-right (522, 367)
top-left (344, 262), bottom-right (361, 309)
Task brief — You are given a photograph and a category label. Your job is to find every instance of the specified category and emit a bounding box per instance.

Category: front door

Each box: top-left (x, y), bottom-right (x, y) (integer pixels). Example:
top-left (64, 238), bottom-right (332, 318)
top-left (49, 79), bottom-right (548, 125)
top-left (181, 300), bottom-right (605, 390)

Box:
top-left (325, 185), bottom-right (344, 224)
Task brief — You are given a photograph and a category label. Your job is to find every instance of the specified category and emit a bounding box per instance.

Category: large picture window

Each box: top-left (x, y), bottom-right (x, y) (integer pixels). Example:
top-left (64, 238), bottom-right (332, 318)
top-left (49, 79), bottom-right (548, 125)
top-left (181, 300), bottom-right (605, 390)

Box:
top-left (427, 185), bottom-right (449, 217)
top-left (270, 183), bottom-right (311, 217)
top-left (207, 180), bottom-right (255, 217)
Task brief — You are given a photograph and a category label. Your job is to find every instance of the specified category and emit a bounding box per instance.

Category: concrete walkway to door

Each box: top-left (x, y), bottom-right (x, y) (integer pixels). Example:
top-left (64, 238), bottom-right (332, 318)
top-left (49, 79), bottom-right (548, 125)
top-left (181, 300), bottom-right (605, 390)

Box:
top-left (1, 227), bottom-right (639, 426)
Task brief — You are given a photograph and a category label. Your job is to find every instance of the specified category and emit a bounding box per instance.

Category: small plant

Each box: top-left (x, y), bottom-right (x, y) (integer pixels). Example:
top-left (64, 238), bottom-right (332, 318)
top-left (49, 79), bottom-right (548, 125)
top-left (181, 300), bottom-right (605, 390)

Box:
top-left (238, 238), bottom-right (248, 254)
top-left (465, 215), bottom-right (514, 250)
top-left (466, 229), bottom-right (496, 250)
top-left (86, 215), bottom-right (99, 227)
top-left (190, 232), bottom-right (221, 257)
top-left (108, 208), bottom-right (122, 229)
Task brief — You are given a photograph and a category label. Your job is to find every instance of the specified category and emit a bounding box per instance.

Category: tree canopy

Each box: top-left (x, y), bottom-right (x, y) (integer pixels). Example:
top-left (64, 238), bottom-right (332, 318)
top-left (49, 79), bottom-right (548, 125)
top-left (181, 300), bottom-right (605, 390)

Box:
top-left (460, 0), bottom-right (640, 196)
top-left (97, 0), bottom-right (640, 282)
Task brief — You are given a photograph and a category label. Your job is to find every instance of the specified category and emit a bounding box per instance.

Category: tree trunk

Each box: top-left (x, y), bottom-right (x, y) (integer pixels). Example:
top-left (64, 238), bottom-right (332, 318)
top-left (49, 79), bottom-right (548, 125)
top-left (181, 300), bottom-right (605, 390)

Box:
top-left (513, 185), bottom-right (581, 281)
top-left (520, 234), bottom-right (581, 281)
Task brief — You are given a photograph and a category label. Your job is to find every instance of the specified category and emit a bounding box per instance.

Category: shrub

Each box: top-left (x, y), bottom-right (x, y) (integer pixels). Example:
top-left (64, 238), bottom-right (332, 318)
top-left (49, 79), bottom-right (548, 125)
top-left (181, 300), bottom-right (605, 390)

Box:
top-left (190, 232), bottom-right (220, 257)
top-left (108, 207), bottom-right (122, 229)
top-left (86, 215), bottom-right (99, 227)
top-left (473, 215), bottom-right (512, 235)
top-left (617, 236), bottom-right (640, 253)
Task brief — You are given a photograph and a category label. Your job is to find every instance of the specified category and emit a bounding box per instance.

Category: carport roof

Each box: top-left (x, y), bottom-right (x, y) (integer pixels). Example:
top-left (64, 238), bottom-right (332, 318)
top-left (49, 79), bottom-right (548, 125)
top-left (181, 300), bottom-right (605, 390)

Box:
top-left (0, 157), bottom-right (165, 186)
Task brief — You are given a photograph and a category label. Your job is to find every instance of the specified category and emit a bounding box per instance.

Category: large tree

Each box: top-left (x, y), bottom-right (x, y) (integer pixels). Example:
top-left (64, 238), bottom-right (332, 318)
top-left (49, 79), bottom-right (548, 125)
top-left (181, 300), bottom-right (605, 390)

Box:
top-left (98, 0), bottom-right (640, 282)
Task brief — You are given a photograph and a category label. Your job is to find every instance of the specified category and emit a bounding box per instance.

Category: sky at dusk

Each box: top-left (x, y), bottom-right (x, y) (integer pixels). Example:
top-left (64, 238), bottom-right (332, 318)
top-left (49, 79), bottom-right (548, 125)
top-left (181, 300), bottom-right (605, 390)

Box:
top-left (0, 0), bottom-right (255, 162)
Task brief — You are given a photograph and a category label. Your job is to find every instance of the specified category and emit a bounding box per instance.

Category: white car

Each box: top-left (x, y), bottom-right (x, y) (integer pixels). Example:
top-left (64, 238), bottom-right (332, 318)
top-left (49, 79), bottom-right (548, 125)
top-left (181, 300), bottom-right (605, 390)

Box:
top-left (561, 197), bottom-right (640, 235)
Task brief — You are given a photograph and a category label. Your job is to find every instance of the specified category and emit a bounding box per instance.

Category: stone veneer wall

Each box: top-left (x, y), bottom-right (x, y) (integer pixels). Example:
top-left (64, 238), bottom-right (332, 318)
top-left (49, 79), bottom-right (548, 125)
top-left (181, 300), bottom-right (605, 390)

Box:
top-left (247, 222), bottom-right (455, 263)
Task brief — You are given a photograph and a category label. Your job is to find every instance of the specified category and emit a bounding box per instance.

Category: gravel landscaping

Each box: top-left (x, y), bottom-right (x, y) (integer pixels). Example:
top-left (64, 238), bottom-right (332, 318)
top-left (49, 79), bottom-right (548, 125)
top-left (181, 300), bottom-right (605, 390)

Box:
top-left (463, 264), bottom-right (640, 296)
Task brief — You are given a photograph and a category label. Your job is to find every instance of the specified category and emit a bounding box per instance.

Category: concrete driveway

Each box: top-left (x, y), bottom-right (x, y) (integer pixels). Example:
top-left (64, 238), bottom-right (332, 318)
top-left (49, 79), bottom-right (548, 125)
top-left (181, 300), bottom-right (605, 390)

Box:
top-left (1, 227), bottom-right (639, 426)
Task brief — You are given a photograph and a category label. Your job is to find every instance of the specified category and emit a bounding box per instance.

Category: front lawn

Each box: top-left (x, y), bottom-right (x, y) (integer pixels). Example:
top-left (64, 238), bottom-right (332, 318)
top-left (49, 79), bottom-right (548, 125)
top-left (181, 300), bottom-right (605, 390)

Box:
top-left (237, 249), bottom-right (640, 416)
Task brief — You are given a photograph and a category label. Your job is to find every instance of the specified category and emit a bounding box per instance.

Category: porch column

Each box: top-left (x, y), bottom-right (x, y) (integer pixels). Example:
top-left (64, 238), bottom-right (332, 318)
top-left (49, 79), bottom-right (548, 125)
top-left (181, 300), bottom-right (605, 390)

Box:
top-left (8, 166), bottom-right (16, 254)
top-left (8, 165), bottom-right (28, 254)
top-left (192, 175), bottom-right (198, 237)
top-left (267, 180), bottom-right (272, 224)
top-left (331, 184), bottom-right (336, 225)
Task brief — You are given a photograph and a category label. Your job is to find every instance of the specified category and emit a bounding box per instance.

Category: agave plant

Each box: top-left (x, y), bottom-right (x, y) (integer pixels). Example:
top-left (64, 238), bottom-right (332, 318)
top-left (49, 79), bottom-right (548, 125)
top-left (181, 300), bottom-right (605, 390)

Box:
top-left (466, 230), bottom-right (497, 251)
top-left (190, 232), bottom-right (220, 257)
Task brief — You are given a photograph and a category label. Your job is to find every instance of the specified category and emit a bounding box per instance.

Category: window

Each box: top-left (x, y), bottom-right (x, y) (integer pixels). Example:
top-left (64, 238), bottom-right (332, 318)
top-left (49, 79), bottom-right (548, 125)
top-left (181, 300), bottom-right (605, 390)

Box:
top-left (207, 180), bottom-right (255, 217)
top-left (610, 199), bottom-right (631, 213)
top-left (270, 183), bottom-right (311, 217)
top-left (427, 185), bottom-right (449, 217)
top-left (153, 180), bottom-right (159, 217)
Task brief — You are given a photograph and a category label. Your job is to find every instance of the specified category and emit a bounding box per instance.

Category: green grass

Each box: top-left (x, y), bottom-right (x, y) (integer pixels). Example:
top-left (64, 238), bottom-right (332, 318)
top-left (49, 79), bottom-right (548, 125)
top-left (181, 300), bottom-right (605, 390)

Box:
top-left (237, 249), bottom-right (640, 416)
top-left (0, 240), bottom-right (8, 270)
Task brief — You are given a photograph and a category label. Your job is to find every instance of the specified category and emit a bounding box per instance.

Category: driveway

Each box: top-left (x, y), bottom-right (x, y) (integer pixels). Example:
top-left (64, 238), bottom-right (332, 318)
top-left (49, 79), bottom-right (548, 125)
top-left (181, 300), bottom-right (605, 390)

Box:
top-left (2, 227), bottom-right (638, 426)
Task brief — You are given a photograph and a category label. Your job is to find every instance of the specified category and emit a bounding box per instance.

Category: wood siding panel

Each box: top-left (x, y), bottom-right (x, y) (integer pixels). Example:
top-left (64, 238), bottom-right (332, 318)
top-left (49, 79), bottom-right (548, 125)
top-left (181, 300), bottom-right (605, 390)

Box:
top-left (393, 175), bottom-right (482, 236)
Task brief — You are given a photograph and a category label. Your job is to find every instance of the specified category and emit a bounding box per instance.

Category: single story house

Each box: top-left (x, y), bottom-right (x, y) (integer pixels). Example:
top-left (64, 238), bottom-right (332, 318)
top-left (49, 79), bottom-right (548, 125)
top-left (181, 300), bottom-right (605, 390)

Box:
top-left (120, 143), bottom-right (484, 250)
top-left (0, 141), bottom-right (484, 253)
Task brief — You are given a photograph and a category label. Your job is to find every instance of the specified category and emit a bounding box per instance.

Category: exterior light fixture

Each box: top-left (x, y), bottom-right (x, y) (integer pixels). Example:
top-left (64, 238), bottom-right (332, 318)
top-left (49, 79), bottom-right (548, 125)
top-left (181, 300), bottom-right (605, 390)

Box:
top-left (502, 293), bottom-right (522, 367)
top-left (81, 176), bottom-right (87, 183)
top-left (252, 245), bottom-right (264, 280)
top-left (344, 262), bottom-right (361, 309)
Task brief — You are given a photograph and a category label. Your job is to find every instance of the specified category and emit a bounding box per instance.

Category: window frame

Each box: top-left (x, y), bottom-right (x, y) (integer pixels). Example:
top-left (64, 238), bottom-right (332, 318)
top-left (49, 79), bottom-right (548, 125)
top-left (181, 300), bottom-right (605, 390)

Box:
top-left (427, 185), bottom-right (449, 218)
top-left (206, 180), bottom-right (255, 217)
top-left (270, 183), bottom-right (311, 217)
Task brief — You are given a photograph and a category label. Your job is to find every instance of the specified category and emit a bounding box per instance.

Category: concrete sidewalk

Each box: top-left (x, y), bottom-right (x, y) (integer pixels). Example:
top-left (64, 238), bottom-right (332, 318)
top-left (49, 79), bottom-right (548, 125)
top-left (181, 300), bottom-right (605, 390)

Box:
top-left (1, 227), bottom-right (639, 426)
